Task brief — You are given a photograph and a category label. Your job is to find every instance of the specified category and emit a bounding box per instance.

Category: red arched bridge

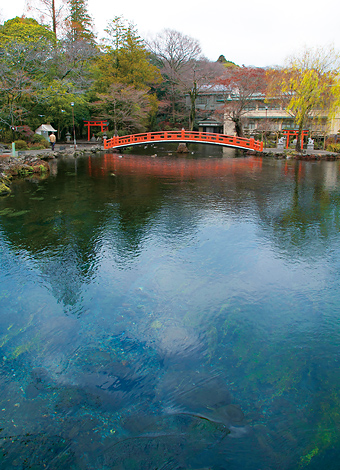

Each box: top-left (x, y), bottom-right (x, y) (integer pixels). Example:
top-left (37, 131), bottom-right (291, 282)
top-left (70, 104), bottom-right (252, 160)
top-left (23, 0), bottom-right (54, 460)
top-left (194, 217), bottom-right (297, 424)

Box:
top-left (104, 130), bottom-right (263, 152)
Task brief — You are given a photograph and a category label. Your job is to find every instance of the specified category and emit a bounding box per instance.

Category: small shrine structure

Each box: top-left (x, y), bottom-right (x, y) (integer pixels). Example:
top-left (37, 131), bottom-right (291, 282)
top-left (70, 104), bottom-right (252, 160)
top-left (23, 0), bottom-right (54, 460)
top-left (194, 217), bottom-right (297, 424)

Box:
top-left (35, 124), bottom-right (57, 141)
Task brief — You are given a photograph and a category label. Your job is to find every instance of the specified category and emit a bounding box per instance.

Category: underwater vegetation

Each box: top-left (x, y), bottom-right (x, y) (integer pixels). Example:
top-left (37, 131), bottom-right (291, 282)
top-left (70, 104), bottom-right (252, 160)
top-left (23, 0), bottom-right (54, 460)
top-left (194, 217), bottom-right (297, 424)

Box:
top-left (1, 155), bottom-right (340, 468)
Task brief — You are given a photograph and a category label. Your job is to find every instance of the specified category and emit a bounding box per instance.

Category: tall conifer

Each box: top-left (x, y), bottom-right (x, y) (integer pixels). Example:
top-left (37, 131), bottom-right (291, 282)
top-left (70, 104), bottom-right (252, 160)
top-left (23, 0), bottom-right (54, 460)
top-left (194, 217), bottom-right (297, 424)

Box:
top-left (67, 0), bottom-right (94, 42)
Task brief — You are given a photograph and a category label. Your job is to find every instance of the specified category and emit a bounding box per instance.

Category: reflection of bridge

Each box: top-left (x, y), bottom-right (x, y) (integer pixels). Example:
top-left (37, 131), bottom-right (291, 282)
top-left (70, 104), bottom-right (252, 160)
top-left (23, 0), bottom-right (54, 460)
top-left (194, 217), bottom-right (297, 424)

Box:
top-left (88, 154), bottom-right (263, 178)
top-left (104, 130), bottom-right (263, 152)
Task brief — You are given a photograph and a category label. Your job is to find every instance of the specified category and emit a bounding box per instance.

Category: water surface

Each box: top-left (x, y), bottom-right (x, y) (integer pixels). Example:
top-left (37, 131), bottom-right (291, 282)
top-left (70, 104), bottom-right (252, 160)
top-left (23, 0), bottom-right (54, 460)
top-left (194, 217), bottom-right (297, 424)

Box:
top-left (1, 146), bottom-right (340, 469)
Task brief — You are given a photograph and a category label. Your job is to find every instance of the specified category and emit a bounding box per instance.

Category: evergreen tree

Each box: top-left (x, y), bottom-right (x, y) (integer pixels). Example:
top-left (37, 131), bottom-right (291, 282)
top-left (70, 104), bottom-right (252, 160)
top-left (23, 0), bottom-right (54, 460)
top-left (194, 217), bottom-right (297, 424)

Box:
top-left (93, 17), bottom-right (161, 92)
top-left (91, 17), bottom-right (161, 133)
top-left (67, 0), bottom-right (95, 42)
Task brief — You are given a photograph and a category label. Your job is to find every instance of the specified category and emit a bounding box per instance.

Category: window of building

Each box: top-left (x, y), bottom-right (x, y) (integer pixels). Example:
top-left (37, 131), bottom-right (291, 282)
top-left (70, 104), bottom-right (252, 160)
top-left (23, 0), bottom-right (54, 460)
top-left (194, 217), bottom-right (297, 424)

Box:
top-left (283, 122), bottom-right (296, 129)
top-left (197, 96), bottom-right (207, 105)
top-left (258, 103), bottom-right (281, 110)
top-left (268, 103), bottom-right (281, 110)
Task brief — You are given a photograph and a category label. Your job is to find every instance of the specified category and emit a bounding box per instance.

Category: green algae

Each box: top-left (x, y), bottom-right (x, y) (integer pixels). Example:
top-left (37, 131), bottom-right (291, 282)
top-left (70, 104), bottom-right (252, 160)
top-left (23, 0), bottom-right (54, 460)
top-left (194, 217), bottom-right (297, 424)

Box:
top-left (6, 210), bottom-right (30, 217)
top-left (8, 332), bottom-right (42, 359)
top-left (0, 314), bottom-right (35, 351)
top-left (298, 391), bottom-right (340, 467)
top-left (0, 207), bottom-right (14, 216)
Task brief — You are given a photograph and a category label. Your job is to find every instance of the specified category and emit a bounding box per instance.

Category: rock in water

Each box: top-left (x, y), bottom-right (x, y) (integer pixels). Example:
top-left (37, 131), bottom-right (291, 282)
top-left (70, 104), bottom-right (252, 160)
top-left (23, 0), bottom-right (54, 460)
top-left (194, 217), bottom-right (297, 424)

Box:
top-left (177, 143), bottom-right (189, 153)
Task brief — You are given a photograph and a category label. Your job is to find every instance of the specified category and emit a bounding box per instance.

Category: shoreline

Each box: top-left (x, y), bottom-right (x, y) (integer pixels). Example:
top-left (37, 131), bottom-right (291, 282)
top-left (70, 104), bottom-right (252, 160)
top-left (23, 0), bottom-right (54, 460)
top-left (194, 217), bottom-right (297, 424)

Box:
top-left (0, 143), bottom-right (104, 196)
top-left (1, 144), bottom-right (339, 196)
top-left (256, 147), bottom-right (340, 160)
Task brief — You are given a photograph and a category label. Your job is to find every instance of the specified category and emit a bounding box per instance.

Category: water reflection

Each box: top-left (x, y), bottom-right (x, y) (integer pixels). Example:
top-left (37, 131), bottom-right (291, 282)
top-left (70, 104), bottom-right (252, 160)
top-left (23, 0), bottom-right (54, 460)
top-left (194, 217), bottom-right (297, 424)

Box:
top-left (1, 151), bottom-right (340, 469)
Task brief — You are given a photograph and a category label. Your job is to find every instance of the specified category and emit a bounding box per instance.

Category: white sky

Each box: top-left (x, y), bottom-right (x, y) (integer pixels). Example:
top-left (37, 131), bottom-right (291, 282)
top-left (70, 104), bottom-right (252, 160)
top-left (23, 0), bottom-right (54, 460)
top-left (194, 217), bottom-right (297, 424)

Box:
top-left (1, 0), bottom-right (339, 67)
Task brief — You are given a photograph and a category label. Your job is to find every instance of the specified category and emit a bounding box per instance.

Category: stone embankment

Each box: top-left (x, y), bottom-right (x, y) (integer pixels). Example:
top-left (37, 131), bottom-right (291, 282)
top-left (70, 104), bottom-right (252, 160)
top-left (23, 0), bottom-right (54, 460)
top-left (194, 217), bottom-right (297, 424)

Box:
top-left (0, 155), bottom-right (51, 196)
top-left (256, 148), bottom-right (340, 160)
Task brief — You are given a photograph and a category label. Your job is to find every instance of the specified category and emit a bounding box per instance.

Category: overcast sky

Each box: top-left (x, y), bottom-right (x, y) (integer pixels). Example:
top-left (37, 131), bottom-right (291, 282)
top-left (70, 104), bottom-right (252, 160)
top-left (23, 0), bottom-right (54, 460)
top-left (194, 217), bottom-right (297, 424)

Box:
top-left (1, 0), bottom-right (339, 67)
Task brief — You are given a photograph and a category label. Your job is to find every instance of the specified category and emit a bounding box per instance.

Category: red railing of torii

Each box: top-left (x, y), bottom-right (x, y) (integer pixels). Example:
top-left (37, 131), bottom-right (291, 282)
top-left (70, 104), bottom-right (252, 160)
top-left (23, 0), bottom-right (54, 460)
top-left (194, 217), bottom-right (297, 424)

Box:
top-left (104, 130), bottom-right (263, 152)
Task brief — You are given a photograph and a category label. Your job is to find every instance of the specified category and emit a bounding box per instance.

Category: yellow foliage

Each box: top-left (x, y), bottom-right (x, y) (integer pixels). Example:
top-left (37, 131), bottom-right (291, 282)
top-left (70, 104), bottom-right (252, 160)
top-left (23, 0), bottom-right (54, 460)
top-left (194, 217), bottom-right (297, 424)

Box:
top-left (266, 46), bottom-right (340, 149)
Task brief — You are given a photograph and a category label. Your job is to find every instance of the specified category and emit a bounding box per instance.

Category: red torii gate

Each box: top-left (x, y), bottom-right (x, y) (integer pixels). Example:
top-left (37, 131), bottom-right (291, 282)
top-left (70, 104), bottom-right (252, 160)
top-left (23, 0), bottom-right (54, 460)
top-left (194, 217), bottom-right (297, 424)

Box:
top-left (282, 129), bottom-right (309, 149)
top-left (84, 120), bottom-right (109, 141)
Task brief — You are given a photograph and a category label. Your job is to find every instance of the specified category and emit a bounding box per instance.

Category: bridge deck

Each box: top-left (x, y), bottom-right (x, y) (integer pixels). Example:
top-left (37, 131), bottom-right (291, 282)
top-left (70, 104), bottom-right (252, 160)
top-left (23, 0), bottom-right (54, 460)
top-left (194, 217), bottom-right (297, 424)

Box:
top-left (104, 131), bottom-right (263, 152)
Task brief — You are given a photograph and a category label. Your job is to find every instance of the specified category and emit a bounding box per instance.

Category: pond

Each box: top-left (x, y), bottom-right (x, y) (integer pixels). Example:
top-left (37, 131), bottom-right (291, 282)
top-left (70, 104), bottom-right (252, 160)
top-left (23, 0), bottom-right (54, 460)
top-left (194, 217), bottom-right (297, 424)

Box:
top-left (1, 145), bottom-right (340, 469)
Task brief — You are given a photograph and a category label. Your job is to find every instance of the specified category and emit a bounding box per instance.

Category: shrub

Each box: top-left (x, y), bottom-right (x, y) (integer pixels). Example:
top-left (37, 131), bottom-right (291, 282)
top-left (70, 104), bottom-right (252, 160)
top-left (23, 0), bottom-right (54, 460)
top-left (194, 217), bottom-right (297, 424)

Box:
top-left (326, 143), bottom-right (340, 153)
top-left (29, 138), bottom-right (49, 149)
top-left (14, 140), bottom-right (28, 150)
top-left (264, 140), bottom-right (277, 148)
top-left (0, 130), bottom-right (14, 143)
top-left (31, 133), bottom-right (48, 144)
top-left (17, 125), bottom-right (34, 140)
top-left (97, 130), bottom-right (114, 139)
top-left (29, 144), bottom-right (45, 150)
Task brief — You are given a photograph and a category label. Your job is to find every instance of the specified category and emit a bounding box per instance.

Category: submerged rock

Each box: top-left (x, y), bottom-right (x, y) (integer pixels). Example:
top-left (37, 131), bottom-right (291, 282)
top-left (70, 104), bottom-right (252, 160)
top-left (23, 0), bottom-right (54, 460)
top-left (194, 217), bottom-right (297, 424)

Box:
top-left (25, 367), bottom-right (51, 399)
top-left (157, 326), bottom-right (200, 359)
top-left (177, 143), bottom-right (189, 153)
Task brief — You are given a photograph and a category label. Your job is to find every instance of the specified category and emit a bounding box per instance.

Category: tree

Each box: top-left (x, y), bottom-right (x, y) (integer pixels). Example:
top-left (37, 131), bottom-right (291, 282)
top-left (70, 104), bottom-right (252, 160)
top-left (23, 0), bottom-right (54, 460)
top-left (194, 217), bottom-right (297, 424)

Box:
top-left (95, 17), bottom-right (161, 91)
top-left (0, 16), bottom-right (94, 139)
top-left (217, 55), bottom-right (238, 67)
top-left (36, 80), bottom-right (89, 139)
top-left (93, 83), bottom-right (151, 135)
top-left (147, 29), bottom-right (202, 124)
top-left (214, 66), bottom-right (267, 137)
top-left (178, 59), bottom-right (224, 130)
top-left (25, 0), bottom-right (67, 38)
top-left (91, 18), bottom-right (161, 133)
top-left (102, 16), bottom-right (129, 52)
top-left (0, 18), bottom-right (55, 131)
top-left (54, 34), bottom-right (98, 87)
top-left (66, 0), bottom-right (95, 43)
top-left (0, 15), bottom-right (55, 45)
top-left (267, 46), bottom-right (340, 151)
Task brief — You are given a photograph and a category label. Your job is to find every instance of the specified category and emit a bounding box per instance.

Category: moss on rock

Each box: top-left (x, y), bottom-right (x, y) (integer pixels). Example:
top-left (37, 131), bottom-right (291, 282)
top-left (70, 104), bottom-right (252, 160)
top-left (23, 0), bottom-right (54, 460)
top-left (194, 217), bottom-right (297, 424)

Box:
top-left (0, 181), bottom-right (11, 196)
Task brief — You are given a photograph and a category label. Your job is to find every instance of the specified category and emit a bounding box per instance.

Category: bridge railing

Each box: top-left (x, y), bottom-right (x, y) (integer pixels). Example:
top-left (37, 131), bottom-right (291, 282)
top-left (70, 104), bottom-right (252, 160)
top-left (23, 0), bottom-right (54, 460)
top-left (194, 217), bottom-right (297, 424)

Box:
top-left (104, 130), bottom-right (263, 152)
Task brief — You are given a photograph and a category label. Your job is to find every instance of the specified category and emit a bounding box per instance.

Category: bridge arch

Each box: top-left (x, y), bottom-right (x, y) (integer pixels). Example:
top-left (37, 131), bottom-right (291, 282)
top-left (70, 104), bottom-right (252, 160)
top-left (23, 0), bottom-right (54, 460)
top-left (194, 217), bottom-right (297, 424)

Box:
top-left (104, 130), bottom-right (263, 152)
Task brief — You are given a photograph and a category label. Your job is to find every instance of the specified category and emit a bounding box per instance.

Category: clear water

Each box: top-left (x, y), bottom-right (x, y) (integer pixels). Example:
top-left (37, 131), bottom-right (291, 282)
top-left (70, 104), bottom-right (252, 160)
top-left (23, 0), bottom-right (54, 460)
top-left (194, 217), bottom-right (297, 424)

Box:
top-left (1, 145), bottom-right (340, 469)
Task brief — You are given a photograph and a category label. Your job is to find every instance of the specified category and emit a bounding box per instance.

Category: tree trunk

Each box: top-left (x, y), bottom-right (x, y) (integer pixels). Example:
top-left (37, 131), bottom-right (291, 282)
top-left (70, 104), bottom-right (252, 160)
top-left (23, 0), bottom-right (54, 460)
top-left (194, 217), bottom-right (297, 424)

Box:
top-left (295, 120), bottom-right (304, 152)
top-left (113, 99), bottom-right (117, 136)
top-left (234, 118), bottom-right (244, 137)
top-left (188, 81), bottom-right (197, 131)
top-left (170, 82), bottom-right (176, 123)
top-left (52, 0), bottom-right (56, 36)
